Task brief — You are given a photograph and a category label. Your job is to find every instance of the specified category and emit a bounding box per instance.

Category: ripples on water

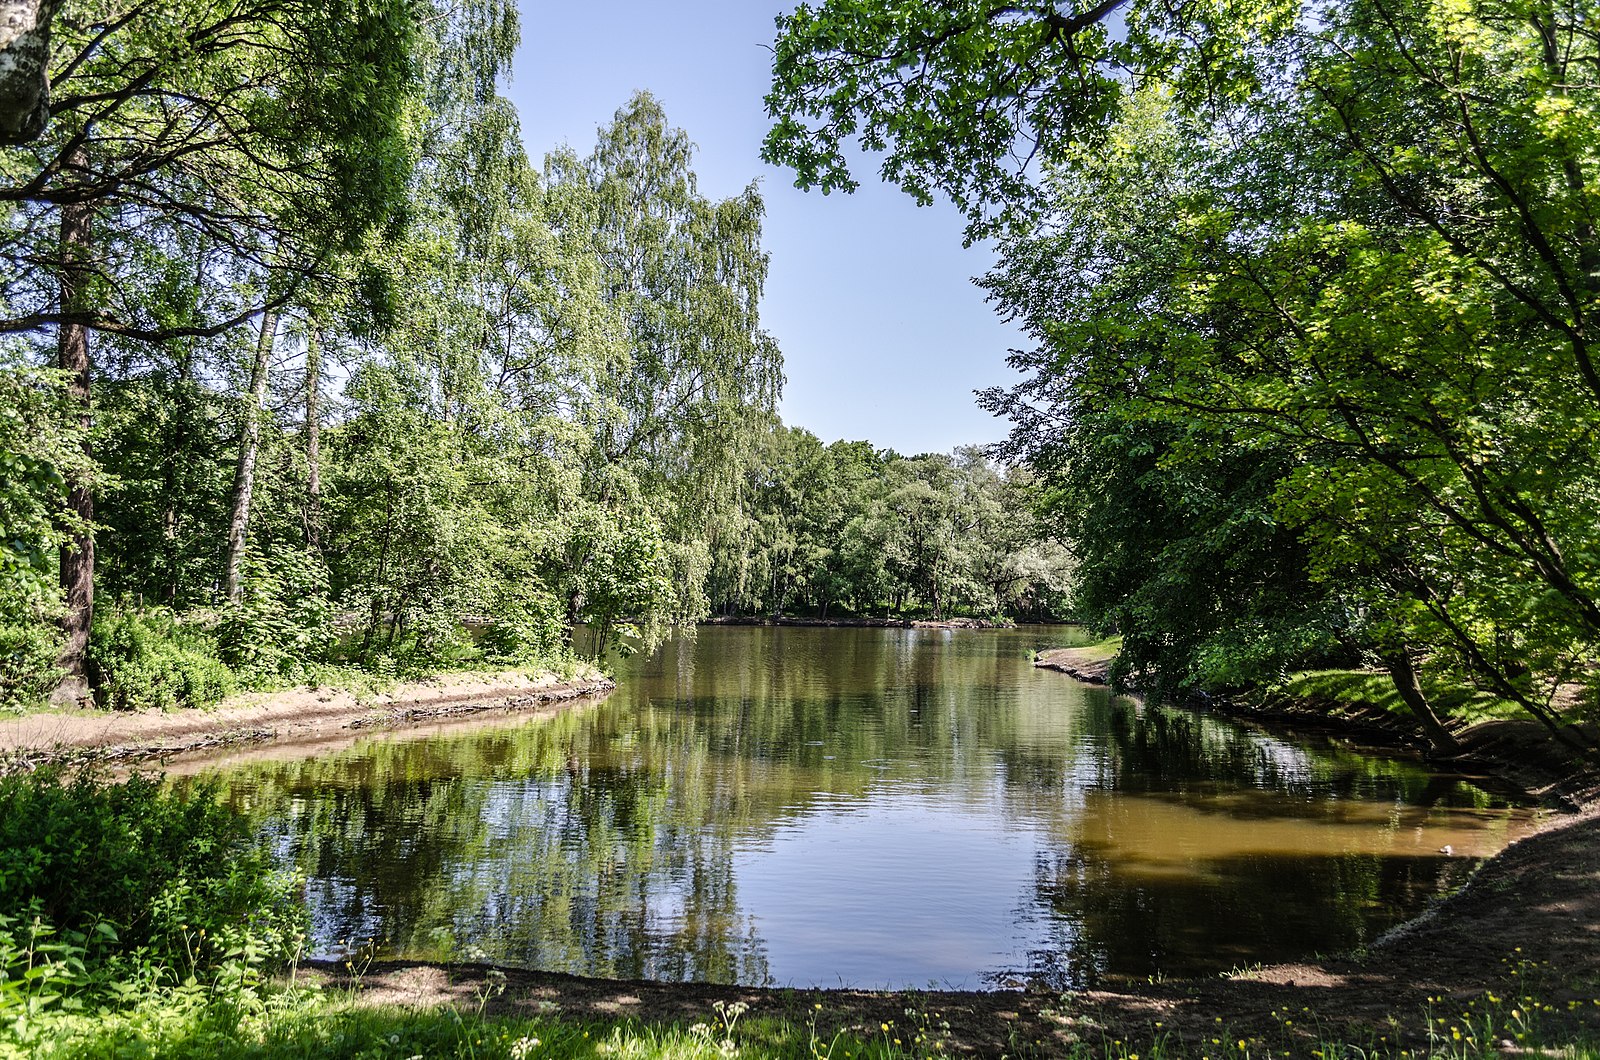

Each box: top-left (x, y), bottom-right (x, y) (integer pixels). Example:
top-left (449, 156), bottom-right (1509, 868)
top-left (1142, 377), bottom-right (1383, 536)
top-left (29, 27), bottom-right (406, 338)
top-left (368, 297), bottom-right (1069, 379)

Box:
top-left (182, 626), bottom-right (1532, 989)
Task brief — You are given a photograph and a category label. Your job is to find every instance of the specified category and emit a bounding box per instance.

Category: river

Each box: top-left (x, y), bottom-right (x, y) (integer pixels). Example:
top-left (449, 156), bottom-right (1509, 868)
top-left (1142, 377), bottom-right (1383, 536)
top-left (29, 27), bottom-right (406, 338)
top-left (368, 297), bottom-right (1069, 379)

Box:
top-left (185, 625), bottom-right (1531, 990)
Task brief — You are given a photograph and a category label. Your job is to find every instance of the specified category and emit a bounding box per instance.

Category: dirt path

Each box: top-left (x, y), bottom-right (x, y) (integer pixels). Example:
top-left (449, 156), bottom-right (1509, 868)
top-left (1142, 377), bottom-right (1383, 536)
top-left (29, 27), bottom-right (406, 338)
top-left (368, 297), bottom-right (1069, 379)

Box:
top-left (0, 668), bottom-right (614, 766)
top-left (298, 802), bottom-right (1600, 1055)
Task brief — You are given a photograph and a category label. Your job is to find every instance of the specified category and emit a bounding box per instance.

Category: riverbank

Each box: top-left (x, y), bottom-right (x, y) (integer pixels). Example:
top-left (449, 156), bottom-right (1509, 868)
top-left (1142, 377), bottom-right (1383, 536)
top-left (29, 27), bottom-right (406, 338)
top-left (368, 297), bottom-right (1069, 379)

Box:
top-left (1034, 644), bottom-right (1597, 809)
top-left (0, 665), bottom-right (614, 767)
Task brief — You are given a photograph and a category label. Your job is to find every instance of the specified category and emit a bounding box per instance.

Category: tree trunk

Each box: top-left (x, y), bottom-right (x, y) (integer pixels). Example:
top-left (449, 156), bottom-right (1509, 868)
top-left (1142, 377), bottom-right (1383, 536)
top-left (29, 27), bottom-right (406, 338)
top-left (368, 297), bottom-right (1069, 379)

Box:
top-left (1382, 646), bottom-right (1460, 756)
top-left (304, 321), bottom-right (322, 550)
top-left (0, 0), bottom-right (60, 144)
top-left (52, 182), bottom-right (93, 706)
top-left (224, 308), bottom-right (277, 603)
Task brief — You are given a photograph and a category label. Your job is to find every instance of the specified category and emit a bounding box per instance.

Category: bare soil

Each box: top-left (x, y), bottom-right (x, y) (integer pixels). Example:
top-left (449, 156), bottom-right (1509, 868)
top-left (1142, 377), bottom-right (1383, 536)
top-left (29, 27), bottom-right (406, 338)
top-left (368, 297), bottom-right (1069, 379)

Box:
top-left (1034, 645), bottom-right (1117, 685)
top-left (0, 668), bottom-right (614, 767)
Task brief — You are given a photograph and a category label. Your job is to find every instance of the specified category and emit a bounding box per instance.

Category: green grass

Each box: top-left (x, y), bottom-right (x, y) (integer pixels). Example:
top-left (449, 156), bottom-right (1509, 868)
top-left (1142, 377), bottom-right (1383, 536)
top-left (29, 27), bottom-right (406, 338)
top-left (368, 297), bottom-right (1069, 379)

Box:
top-left (9, 985), bottom-right (953, 1060)
top-left (14, 975), bottom-right (1599, 1060)
top-left (1039, 635), bottom-right (1123, 666)
top-left (1279, 669), bottom-right (1525, 727)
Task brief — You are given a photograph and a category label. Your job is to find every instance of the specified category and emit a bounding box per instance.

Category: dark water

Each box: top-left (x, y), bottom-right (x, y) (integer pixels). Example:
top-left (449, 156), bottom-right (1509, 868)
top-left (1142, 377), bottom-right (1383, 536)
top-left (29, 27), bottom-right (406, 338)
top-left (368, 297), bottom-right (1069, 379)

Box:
top-left (187, 626), bottom-right (1531, 989)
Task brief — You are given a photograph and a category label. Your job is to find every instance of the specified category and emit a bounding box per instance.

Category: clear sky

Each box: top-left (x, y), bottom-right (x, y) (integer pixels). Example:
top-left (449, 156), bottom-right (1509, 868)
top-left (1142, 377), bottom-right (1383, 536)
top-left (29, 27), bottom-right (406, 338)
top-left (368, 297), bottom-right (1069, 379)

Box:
top-left (506, 1), bottom-right (1030, 456)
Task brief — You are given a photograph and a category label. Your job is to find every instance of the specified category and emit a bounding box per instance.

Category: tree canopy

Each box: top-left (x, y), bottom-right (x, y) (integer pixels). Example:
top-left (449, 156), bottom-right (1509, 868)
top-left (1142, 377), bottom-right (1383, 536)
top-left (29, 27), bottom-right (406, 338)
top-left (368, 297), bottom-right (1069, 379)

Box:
top-left (768, 0), bottom-right (1600, 751)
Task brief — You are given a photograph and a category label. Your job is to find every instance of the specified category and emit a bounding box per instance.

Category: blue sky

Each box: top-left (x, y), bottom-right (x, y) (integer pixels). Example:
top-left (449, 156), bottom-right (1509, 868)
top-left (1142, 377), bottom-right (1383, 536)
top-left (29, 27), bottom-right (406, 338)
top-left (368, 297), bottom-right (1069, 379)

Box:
top-left (507, 1), bottom-right (1030, 456)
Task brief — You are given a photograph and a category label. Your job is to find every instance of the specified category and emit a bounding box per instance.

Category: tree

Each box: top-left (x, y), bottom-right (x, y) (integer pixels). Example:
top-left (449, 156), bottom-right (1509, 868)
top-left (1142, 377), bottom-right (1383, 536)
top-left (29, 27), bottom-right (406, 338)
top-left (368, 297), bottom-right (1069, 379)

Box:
top-left (546, 92), bottom-right (783, 628)
top-left (766, 0), bottom-right (1600, 749)
top-left (0, 0), bottom-right (58, 144)
top-left (0, 0), bottom-right (419, 698)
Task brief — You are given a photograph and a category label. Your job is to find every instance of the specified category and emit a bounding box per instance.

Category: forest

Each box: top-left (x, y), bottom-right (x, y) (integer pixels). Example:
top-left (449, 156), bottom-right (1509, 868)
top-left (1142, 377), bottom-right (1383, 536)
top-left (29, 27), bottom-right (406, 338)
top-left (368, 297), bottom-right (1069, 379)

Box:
top-left (2, 0), bottom-right (1599, 1057)
top-left (0, 0), bottom-right (1067, 717)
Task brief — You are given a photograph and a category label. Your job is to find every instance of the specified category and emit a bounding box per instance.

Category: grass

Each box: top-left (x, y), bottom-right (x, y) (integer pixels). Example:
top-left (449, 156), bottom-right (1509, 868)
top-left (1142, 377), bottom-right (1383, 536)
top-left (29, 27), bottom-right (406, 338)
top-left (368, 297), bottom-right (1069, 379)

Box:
top-left (13, 971), bottom-right (1600, 1060)
top-left (1038, 635), bottom-right (1123, 667)
top-left (10, 984), bottom-right (956, 1060)
top-left (1278, 670), bottom-right (1525, 727)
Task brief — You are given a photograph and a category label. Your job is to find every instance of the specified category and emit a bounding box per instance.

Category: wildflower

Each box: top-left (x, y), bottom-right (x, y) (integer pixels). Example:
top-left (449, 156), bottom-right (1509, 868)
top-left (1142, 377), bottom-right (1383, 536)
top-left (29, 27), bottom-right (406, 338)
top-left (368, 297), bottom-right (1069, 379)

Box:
top-left (509, 1038), bottom-right (541, 1060)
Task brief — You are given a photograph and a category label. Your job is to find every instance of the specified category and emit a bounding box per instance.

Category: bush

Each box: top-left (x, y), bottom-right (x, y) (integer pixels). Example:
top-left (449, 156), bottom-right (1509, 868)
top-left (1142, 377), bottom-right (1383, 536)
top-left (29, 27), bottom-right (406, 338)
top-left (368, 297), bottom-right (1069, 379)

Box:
top-left (0, 768), bottom-right (306, 988)
top-left (481, 590), bottom-right (566, 663)
top-left (217, 547), bottom-right (334, 682)
top-left (88, 606), bottom-right (235, 711)
top-left (0, 618), bottom-right (60, 715)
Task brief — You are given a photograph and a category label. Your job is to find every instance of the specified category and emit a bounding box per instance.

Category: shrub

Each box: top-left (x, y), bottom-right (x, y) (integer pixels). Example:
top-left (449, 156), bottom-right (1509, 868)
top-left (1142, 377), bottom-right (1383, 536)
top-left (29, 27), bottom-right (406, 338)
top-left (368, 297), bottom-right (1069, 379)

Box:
top-left (217, 547), bottom-right (334, 682)
top-left (0, 768), bottom-right (306, 986)
top-left (88, 606), bottom-right (235, 711)
top-left (481, 590), bottom-right (567, 663)
top-left (0, 617), bottom-right (60, 715)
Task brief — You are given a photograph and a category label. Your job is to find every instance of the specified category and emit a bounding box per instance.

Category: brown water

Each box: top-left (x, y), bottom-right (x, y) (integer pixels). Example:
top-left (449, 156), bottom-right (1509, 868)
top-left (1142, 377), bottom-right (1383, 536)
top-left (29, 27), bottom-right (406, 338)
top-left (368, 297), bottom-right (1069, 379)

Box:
top-left (192, 625), bottom-right (1532, 989)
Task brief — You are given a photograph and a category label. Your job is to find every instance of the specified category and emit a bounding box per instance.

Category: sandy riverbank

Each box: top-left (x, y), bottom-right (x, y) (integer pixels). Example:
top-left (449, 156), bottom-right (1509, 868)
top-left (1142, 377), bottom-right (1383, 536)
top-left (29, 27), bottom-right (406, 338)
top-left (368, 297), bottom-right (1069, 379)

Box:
top-left (0, 667), bottom-right (614, 766)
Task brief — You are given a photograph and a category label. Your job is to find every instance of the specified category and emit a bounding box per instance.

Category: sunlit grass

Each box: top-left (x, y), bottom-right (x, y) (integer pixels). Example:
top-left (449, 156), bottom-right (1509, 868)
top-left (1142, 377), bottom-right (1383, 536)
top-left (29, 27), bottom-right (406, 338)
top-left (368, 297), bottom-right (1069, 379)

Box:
top-left (13, 978), bottom-right (1600, 1060)
top-left (1279, 670), bottom-right (1524, 727)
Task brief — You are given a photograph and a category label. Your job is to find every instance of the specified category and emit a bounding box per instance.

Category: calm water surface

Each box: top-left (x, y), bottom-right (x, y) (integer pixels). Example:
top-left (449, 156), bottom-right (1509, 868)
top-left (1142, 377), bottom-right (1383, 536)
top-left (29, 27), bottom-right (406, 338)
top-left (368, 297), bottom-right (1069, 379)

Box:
top-left (190, 626), bottom-right (1532, 989)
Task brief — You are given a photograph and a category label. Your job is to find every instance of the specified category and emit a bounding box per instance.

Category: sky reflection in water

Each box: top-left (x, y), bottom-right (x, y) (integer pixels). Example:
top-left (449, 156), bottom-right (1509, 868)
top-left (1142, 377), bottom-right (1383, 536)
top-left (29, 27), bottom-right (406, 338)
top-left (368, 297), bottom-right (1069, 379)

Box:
top-left (188, 626), bottom-right (1532, 989)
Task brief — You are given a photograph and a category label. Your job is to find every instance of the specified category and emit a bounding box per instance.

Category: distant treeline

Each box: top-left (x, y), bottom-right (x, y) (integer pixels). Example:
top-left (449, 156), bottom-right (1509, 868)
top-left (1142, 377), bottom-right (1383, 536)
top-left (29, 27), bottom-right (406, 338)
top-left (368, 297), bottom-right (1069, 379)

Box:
top-left (707, 428), bottom-right (1070, 623)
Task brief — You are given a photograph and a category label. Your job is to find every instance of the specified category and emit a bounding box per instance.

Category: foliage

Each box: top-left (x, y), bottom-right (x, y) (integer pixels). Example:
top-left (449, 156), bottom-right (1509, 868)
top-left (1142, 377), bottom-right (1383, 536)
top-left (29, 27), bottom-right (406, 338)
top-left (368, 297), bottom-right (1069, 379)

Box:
top-left (87, 607), bottom-right (235, 711)
top-left (708, 427), bottom-right (1071, 621)
top-left (217, 548), bottom-right (335, 682)
top-left (0, 357), bottom-right (85, 711)
top-left (764, 0), bottom-right (1600, 746)
top-left (0, 769), bottom-right (306, 989)
top-left (0, 0), bottom-right (1070, 711)
top-left (0, 0), bottom-right (421, 341)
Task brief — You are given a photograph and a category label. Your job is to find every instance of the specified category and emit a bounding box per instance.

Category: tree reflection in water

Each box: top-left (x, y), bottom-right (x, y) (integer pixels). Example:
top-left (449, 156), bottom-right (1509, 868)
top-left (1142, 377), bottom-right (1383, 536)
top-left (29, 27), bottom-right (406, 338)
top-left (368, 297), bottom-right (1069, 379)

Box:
top-left (190, 626), bottom-right (1529, 988)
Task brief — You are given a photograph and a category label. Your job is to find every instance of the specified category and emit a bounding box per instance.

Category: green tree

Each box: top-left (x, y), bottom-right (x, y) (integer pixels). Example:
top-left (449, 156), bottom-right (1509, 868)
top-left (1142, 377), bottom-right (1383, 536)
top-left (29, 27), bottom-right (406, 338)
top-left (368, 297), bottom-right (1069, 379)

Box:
top-left (768, 0), bottom-right (1600, 749)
